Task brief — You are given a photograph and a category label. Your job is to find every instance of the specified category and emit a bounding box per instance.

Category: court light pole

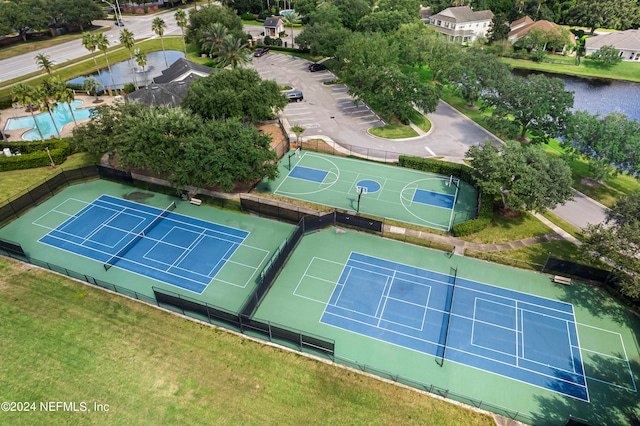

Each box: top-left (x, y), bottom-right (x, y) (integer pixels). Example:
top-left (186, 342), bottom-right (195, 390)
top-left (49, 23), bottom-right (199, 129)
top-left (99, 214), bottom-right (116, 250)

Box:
top-left (356, 186), bottom-right (364, 213)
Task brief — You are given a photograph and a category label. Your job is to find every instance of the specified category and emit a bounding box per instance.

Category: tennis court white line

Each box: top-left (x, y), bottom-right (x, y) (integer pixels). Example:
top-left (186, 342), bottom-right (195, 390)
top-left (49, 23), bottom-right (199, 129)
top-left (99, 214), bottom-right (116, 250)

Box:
top-left (205, 243), bottom-right (238, 277)
top-left (376, 274), bottom-right (393, 327)
top-left (567, 321), bottom-right (577, 374)
top-left (97, 194), bottom-right (251, 241)
top-left (515, 300), bottom-right (519, 367)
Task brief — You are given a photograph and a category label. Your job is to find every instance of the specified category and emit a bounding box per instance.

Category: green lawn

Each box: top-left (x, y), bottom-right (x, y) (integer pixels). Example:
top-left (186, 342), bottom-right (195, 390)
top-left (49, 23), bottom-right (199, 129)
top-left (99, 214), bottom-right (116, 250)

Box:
top-left (502, 56), bottom-right (640, 83)
top-left (0, 256), bottom-right (494, 426)
top-left (466, 240), bottom-right (582, 271)
top-left (541, 209), bottom-right (585, 241)
top-left (409, 109), bottom-right (432, 133)
top-left (0, 152), bottom-right (99, 200)
top-left (460, 210), bottom-right (553, 244)
top-left (368, 123), bottom-right (418, 139)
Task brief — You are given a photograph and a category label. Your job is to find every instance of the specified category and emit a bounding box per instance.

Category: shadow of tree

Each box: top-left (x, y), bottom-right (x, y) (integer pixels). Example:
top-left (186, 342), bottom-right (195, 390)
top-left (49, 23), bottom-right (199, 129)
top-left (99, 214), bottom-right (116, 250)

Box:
top-left (531, 356), bottom-right (640, 425)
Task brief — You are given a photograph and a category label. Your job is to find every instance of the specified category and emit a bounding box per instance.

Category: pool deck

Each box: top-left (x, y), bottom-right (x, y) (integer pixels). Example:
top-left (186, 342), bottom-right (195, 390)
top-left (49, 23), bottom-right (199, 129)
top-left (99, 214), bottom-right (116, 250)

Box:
top-left (1, 95), bottom-right (120, 141)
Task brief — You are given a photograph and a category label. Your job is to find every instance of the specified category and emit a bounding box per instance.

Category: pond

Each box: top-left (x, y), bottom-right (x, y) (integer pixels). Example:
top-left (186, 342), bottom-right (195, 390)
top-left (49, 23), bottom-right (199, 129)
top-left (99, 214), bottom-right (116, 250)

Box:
top-left (512, 69), bottom-right (640, 122)
top-left (67, 50), bottom-right (185, 90)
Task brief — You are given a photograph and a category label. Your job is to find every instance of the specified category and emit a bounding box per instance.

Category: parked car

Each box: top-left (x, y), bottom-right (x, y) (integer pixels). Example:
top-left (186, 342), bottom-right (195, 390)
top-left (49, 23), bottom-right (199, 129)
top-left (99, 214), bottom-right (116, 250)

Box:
top-left (115, 21), bottom-right (125, 27)
top-left (253, 47), bottom-right (269, 57)
top-left (308, 63), bottom-right (326, 72)
top-left (285, 90), bottom-right (304, 102)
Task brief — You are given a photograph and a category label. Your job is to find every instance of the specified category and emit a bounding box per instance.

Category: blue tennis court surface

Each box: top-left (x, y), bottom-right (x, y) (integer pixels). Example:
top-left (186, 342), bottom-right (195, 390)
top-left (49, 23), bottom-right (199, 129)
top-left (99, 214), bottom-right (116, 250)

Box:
top-left (38, 195), bottom-right (249, 293)
top-left (288, 166), bottom-right (328, 183)
top-left (321, 253), bottom-right (588, 401)
top-left (412, 189), bottom-right (454, 209)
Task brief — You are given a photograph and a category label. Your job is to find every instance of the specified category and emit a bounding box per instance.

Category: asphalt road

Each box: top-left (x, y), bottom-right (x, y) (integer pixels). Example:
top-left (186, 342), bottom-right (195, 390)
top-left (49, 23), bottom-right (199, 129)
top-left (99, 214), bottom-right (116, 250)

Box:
top-left (552, 190), bottom-right (608, 229)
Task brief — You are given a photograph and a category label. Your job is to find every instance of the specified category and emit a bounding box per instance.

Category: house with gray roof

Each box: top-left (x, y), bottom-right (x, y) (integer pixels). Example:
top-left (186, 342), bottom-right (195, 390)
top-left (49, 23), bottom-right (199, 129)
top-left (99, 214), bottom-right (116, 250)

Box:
top-left (126, 74), bottom-right (199, 108)
top-left (264, 16), bottom-right (284, 38)
top-left (585, 29), bottom-right (640, 62)
top-left (152, 57), bottom-right (214, 84)
top-left (428, 6), bottom-right (493, 44)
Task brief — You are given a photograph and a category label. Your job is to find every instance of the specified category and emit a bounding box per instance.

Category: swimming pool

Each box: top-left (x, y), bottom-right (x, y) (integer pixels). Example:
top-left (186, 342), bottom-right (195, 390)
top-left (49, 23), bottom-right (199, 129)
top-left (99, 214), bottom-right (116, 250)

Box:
top-left (5, 100), bottom-right (94, 140)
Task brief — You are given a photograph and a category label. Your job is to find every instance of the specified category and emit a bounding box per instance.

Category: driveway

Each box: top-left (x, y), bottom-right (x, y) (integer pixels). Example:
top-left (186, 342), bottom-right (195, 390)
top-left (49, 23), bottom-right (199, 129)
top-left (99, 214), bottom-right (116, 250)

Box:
top-left (552, 190), bottom-right (608, 229)
top-left (249, 54), bottom-right (500, 160)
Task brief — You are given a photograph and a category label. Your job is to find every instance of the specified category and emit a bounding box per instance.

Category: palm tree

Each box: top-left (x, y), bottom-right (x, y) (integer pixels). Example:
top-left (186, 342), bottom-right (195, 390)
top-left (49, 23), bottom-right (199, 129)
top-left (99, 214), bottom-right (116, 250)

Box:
top-left (134, 48), bottom-right (148, 87)
top-left (51, 77), bottom-right (78, 129)
top-left (35, 53), bottom-right (55, 76)
top-left (82, 32), bottom-right (106, 90)
top-left (83, 77), bottom-right (101, 102)
top-left (214, 35), bottom-right (251, 69)
top-left (11, 83), bottom-right (45, 142)
top-left (95, 33), bottom-right (117, 93)
top-left (40, 79), bottom-right (62, 138)
top-left (119, 28), bottom-right (138, 90)
top-left (281, 11), bottom-right (300, 48)
top-left (200, 23), bottom-right (227, 57)
top-left (175, 9), bottom-right (188, 56)
top-left (290, 124), bottom-right (305, 145)
top-left (152, 17), bottom-right (168, 68)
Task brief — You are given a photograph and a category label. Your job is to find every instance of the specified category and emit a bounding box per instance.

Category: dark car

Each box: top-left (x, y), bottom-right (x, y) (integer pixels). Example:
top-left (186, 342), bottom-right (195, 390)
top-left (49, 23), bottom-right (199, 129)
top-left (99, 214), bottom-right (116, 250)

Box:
top-left (115, 21), bottom-right (125, 27)
top-left (308, 63), bottom-right (326, 72)
top-left (253, 47), bottom-right (269, 57)
top-left (285, 90), bottom-right (304, 102)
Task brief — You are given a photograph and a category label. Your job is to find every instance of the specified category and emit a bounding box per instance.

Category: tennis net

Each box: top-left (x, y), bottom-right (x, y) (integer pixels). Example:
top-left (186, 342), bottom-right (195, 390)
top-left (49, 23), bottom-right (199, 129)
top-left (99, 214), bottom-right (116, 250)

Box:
top-left (440, 266), bottom-right (458, 366)
top-left (104, 201), bottom-right (176, 271)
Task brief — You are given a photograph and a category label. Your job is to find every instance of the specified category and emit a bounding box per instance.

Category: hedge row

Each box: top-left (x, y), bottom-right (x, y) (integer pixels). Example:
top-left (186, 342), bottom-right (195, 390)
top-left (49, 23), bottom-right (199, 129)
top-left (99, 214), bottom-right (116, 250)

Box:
top-left (0, 139), bottom-right (70, 171)
top-left (398, 155), bottom-right (493, 236)
top-left (398, 155), bottom-right (476, 184)
top-left (253, 43), bottom-right (310, 54)
top-left (451, 191), bottom-right (494, 237)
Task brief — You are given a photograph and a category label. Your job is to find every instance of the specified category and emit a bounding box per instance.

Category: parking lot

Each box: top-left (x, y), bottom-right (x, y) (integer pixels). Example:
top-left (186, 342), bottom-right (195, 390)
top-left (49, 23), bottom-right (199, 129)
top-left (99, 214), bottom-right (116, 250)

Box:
top-left (249, 54), bottom-right (385, 137)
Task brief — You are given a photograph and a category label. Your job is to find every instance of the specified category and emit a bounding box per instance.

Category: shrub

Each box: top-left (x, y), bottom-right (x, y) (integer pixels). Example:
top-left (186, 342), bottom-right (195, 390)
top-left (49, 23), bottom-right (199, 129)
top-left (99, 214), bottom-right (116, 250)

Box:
top-left (257, 11), bottom-right (269, 20)
top-left (263, 35), bottom-right (272, 45)
top-left (451, 191), bottom-right (494, 236)
top-left (0, 139), bottom-right (70, 171)
top-left (241, 13), bottom-right (255, 20)
top-left (123, 83), bottom-right (136, 94)
top-left (252, 43), bottom-right (310, 54)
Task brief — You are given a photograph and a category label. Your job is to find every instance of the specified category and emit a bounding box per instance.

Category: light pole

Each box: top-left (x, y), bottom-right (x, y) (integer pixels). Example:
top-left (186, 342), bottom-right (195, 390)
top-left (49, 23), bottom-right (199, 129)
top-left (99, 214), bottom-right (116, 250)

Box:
top-left (102, 0), bottom-right (123, 26)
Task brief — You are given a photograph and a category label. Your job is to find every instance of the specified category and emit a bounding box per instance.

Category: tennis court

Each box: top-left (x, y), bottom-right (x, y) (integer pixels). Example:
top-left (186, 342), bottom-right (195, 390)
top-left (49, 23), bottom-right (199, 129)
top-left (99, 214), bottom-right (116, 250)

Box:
top-left (256, 151), bottom-right (477, 231)
top-left (0, 180), bottom-right (294, 310)
top-left (255, 228), bottom-right (639, 423)
top-left (36, 195), bottom-right (255, 294)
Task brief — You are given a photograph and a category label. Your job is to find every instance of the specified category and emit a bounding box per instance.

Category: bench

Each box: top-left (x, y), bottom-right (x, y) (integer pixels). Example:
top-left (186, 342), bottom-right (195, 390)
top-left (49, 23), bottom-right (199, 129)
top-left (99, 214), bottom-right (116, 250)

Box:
top-left (189, 198), bottom-right (202, 206)
top-left (553, 275), bottom-right (572, 285)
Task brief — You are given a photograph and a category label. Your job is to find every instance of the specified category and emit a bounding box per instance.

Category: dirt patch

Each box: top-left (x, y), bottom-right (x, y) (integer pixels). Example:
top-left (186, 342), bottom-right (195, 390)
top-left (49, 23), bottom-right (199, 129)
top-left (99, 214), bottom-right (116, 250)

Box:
top-left (581, 177), bottom-right (603, 187)
top-left (465, 105), bottom-right (480, 110)
top-left (494, 201), bottom-right (522, 218)
top-left (256, 123), bottom-right (288, 158)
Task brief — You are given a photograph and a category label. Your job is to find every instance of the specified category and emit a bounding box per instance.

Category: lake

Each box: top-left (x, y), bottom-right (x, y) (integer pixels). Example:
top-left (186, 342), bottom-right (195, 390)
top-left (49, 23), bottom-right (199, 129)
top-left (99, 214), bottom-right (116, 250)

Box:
top-left (512, 69), bottom-right (640, 122)
top-left (67, 50), bottom-right (185, 90)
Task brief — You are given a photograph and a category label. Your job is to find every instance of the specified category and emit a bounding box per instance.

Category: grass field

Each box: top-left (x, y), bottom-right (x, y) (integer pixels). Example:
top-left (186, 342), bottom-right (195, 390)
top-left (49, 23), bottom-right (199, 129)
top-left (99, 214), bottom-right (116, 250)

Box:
top-left (0, 256), bottom-right (495, 426)
top-left (368, 123), bottom-right (418, 139)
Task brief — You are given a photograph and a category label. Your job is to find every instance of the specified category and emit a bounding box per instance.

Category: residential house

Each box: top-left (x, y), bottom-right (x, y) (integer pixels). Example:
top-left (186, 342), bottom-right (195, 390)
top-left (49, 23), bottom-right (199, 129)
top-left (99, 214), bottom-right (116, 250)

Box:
top-left (126, 59), bottom-right (215, 107)
top-left (152, 58), bottom-right (214, 84)
top-left (508, 16), bottom-right (575, 53)
top-left (585, 29), bottom-right (640, 62)
top-left (428, 6), bottom-right (493, 43)
top-left (264, 16), bottom-right (284, 38)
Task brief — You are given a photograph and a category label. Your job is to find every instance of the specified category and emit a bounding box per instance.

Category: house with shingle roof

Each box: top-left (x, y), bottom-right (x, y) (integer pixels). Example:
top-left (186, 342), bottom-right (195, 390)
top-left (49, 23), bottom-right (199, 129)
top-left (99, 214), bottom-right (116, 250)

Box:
top-left (428, 6), bottom-right (493, 43)
top-left (264, 16), bottom-right (284, 38)
top-left (152, 58), bottom-right (214, 84)
top-left (585, 29), bottom-right (640, 62)
top-left (126, 74), bottom-right (199, 107)
top-left (508, 16), bottom-right (575, 52)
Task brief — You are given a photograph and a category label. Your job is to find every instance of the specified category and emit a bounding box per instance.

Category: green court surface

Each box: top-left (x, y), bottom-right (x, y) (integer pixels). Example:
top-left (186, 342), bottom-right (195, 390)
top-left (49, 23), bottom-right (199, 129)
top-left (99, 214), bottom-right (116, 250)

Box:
top-left (0, 180), bottom-right (294, 311)
top-left (256, 151), bottom-right (478, 231)
top-left (254, 228), bottom-right (640, 425)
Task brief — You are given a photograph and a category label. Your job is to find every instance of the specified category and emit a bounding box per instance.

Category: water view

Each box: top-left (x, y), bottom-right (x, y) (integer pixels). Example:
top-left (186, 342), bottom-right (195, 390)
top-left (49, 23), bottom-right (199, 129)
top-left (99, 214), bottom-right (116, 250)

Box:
top-left (67, 50), bottom-right (185, 90)
top-left (513, 69), bottom-right (640, 122)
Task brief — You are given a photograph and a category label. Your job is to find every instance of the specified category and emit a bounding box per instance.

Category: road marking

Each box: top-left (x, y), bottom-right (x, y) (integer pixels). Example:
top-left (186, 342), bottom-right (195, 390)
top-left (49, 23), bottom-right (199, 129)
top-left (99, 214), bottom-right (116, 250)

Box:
top-left (425, 146), bottom-right (436, 156)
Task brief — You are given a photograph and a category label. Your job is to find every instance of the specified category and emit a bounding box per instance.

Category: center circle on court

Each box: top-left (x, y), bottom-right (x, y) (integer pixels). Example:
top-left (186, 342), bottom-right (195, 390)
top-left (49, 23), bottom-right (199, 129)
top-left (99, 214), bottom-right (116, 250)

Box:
top-left (356, 179), bottom-right (381, 193)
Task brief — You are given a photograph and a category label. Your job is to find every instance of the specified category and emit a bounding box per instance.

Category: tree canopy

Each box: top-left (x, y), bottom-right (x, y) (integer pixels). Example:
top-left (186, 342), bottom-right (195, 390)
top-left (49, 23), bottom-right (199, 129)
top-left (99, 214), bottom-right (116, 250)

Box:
top-left (465, 140), bottom-right (573, 213)
top-left (481, 73), bottom-right (574, 142)
top-left (563, 111), bottom-right (640, 182)
top-left (181, 68), bottom-right (288, 121)
top-left (589, 45), bottom-right (623, 67)
top-left (185, 5), bottom-right (244, 47)
top-left (582, 193), bottom-right (640, 298)
top-left (72, 102), bottom-right (278, 192)
top-left (447, 48), bottom-right (511, 106)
